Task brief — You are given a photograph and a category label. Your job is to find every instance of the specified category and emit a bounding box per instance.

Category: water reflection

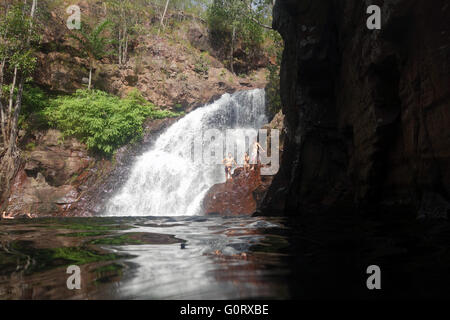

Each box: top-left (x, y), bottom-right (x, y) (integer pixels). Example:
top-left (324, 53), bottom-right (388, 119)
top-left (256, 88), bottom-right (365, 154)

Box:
top-left (0, 216), bottom-right (291, 300)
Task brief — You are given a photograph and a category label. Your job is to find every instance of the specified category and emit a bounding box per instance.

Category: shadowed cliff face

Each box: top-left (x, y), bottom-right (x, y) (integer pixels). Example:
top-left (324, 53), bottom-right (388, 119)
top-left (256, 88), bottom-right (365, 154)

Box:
top-left (262, 0), bottom-right (450, 217)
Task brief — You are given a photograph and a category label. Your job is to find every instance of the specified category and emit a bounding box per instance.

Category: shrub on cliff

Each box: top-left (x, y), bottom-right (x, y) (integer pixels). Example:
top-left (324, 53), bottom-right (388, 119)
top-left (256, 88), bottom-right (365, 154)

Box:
top-left (44, 89), bottom-right (178, 156)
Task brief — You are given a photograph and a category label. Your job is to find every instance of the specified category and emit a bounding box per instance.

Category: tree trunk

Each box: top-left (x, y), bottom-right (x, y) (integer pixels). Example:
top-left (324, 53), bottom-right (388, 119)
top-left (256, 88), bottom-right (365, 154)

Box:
top-left (0, 59), bottom-right (7, 145)
top-left (29, 0), bottom-right (37, 29)
top-left (230, 25), bottom-right (236, 74)
top-left (0, 105), bottom-right (6, 147)
top-left (2, 0), bottom-right (38, 196)
top-left (88, 66), bottom-right (92, 90)
top-left (158, 0), bottom-right (170, 35)
top-left (124, 31), bottom-right (128, 64)
top-left (118, 29), bottom-right (122, 65)
top-left (6, 78), bottom-right (24, 157)
top-left (6, 67), bottom-right (18, 137)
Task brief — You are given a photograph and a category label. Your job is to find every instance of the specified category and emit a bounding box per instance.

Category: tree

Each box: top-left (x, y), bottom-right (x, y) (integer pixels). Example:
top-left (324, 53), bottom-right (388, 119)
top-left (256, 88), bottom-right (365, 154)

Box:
top-left (105, 0), bottom-right (135, 65)
top-left (70, 20), bottom-right (112, 90)
top-left (265, 30), bottom-right (283, 117)
top-left (104, 0), bottom-right (212, 65)
top-left (158, 0), bottom-right (170, 35)
top-left (207, 0), bottom-right (273, 73)
top-left (0, 0), bottom-right (39, 156)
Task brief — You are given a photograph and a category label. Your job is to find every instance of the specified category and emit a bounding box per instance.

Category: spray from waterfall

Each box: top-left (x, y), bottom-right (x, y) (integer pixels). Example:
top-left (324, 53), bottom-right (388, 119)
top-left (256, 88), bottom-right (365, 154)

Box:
top-left (105, 89), bottom-right (267, 216)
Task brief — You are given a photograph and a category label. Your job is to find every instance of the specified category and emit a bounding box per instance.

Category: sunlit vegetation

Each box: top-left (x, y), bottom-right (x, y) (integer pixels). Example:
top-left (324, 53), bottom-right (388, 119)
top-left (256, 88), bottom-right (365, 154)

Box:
top-left (44, 89), bottom-right (180, 155)
top-left (1, 0), bottom-right (282, 159)
top-left (0, 1), bottom-right (39, 156)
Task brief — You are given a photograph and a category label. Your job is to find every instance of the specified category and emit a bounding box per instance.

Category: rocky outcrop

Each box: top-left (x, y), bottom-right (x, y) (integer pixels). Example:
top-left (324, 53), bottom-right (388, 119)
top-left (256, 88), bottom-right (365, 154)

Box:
top-left (36, 34), bottom-right (267, 110)
top-left (23, 130), bottom-right (91, 186)
top-left (261, 0), bottom-right (450, 217)
top-left (203, 166), bottom-right (272, 216)
top-left (203, 110), bottom-right (285, 216)
top-left (1, 117), bottom-right (178, 216)
top-left (34, 3), bottom-right (268, 110)
top-left (187, 23), bottom-right (213, 53)
top-left (5, 130), bottom-right (92, 215)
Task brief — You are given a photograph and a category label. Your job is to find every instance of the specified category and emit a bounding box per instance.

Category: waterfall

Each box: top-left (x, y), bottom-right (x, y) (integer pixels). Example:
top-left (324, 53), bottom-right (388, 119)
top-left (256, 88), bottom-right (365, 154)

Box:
top-left (105, 89), bottom-right (267, 216)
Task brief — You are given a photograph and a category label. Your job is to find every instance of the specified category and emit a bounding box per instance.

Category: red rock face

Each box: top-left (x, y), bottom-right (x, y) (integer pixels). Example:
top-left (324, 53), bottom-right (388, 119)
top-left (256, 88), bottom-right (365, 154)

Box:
top-left (203, 167), bottom-right (263, 216)
top-left (1, 118), bottom-right (179, 216)
top-left (4, 130), bottom-right (91, 216)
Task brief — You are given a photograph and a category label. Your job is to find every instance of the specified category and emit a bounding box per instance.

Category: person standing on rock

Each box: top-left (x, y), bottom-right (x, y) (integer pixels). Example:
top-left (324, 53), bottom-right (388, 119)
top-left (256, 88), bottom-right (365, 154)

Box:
top-left (223, 152), bottom-right (237, 181)
top-left (244, 152), bottom-right (250, 173)
top-left (251, 140), bottom-right (265, 170)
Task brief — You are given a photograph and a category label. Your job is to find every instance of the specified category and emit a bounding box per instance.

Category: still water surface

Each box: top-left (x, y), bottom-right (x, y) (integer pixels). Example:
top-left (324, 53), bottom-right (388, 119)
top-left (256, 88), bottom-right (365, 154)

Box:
top-left (0, 216), bottom-right (293, 299)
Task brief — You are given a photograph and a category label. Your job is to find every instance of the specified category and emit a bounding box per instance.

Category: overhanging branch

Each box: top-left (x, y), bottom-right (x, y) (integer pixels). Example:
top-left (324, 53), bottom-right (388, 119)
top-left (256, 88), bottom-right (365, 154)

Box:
top-left (244, 2), bottom-right (273, 30)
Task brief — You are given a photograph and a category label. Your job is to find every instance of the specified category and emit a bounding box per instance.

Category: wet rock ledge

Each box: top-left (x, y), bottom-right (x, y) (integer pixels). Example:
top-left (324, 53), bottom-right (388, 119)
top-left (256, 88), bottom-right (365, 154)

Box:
top-left (203, 166), bottom-right (274, 216)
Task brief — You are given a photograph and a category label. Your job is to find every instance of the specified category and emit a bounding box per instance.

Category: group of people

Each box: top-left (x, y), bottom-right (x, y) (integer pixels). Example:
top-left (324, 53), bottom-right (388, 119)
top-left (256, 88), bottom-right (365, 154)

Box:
top-left (1, 211), bottom-right (35, 220)
top-left (222, 140), bottom-right (265, 181)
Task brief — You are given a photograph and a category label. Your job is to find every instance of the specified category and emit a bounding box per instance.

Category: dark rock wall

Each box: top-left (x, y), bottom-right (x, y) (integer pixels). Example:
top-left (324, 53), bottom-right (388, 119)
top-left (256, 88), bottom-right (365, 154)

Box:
top-left (262, 0), bottom-right (450, 216)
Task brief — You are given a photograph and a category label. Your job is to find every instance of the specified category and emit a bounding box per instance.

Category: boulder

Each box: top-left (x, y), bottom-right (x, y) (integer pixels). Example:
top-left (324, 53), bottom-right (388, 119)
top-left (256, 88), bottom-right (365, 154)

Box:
top-left (24, 130), bottom-right (91, 187)
top-left (187, 24), bottom-right (212, 53)
top-left (6, 171), bottom-right (79, 216)
top-left (203, 167), bottom-right (264, 216)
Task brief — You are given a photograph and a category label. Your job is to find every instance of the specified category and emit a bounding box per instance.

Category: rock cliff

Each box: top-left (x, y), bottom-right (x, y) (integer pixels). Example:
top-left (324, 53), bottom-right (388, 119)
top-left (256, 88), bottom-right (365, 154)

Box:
top-left (34, 1), bottom-right (268, 109)
top-left (261, 0), bottom-right (450, 217)
top-left (0, 2), bottom-right (270, 216)
top-left (3, 118), bottom-right (177, 216)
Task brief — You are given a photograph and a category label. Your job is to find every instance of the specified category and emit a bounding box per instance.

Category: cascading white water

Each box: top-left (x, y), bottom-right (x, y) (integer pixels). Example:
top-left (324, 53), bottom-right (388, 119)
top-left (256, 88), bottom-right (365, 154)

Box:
top-left (105, 89), bottom-right (267, 216)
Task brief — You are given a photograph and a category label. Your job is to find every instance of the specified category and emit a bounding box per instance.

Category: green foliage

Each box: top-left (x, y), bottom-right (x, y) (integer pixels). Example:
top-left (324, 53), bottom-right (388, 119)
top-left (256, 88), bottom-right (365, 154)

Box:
top-left (25, 142), bottom-right (36, 151)
top-left (70, 20), bottom-right (113, 66)
top-left (2, 85), bottom-right (49, 131)
top-left (193, 54), bottom-right (209, 75)
top-left (44, 89), bottom-right (179, 156)
top-left (219, 68), bottom-right (227, 80)
top-left (0, 2), bottom-right (40, 76)
top-left (206, 0), bottom-right (275, 73)
top-left (21, 85), bottom-right (49, 115)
